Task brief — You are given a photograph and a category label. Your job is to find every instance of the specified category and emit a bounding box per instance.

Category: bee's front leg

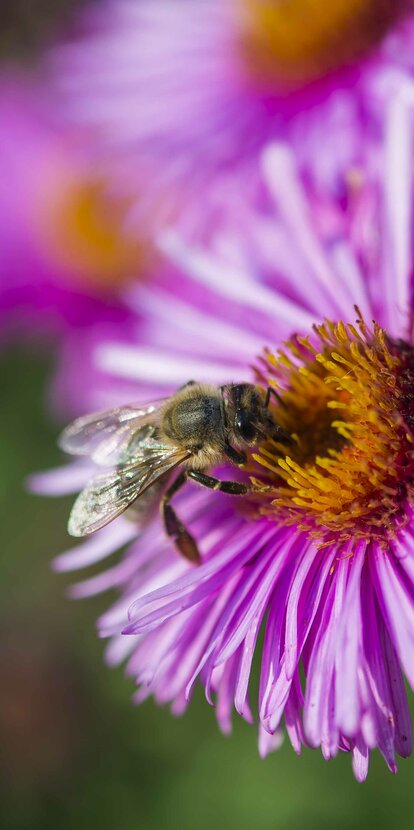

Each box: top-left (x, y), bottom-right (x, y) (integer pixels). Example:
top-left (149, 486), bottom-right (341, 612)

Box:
top-left (187, 470), bottom-right (249, 495)
top-left (223, 442), bottom-right (247, 466)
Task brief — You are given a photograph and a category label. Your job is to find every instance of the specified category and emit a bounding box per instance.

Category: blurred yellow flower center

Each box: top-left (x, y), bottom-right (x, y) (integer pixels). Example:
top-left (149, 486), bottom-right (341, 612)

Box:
top-left (252, 315), bottom-right (414, 546)
top-left (240, 0), bottom-right (407, 86)
top-left (44, 176), bottom-right (145, 294)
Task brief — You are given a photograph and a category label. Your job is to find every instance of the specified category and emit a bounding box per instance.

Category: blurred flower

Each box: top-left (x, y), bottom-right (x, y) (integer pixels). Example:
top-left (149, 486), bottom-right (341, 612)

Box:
top-left (48, 0), bottom-right (414, 203)
top-left (0, 74), bottom-right (151, 342)
top-left (240, 0), bottom-right (407, 84)
top-left (33, 84), bottom-right (414, 780)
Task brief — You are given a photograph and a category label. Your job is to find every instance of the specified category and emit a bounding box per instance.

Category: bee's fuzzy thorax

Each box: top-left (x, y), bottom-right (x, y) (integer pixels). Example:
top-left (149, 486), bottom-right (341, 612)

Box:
top-left (159, 383), bottom-right (227, 465)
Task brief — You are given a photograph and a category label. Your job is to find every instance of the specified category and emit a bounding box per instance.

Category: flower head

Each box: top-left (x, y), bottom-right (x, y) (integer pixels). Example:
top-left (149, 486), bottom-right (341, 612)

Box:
top-left (0, 74), bottom-right (150, 342)
top-left (34, 90), bottom-right (414, 781)
top-left (240, 0), bottom-right (409, 85)
top-left (253, 316), bottom-right (414, 546)
top-left (48, 0), bottom-right (414, 204)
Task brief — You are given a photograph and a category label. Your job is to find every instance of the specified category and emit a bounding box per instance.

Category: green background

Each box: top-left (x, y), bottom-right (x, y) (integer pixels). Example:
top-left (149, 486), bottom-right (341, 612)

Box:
top-left (2, 346), bottom-right (414, 830)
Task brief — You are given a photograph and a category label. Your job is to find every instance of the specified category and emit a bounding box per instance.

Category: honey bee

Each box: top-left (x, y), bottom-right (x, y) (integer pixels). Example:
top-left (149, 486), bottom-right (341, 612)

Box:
top-left (59, 382), bottom-right (290, 564)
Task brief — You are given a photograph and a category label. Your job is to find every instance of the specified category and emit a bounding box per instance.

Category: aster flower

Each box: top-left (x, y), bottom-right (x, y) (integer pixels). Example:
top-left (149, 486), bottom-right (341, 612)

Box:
top-left (33, 91), bottom-right (414, 781)
top-left (48, 0), bottom-right (414, 206)
top-left (0, 73), bottom-right (152, 343)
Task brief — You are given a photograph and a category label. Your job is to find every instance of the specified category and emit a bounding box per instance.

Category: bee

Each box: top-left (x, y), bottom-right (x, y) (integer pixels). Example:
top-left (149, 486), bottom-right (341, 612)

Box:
top-left (59, 382), bottom-right (290, 564)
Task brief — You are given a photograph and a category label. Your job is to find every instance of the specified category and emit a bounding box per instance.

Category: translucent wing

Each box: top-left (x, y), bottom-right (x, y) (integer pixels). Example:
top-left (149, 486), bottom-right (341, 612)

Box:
top-left (58, 402), bottom-right (163, 467)
top-left (68, 443), bottom-right (190, 537)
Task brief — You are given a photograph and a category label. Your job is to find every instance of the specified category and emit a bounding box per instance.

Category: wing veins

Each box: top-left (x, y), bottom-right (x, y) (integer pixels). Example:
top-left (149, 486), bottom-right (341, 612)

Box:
top-left (68, 444), bottom-right (190, 537)
top-left (59, 402), bottom-right (165, 466)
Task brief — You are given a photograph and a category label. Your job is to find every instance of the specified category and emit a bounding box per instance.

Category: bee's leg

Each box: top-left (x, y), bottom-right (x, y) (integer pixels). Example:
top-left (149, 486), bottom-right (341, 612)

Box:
top-left (161, 471), bottom-right (200, 564)
top-left (187, 470), bottom-right (249, 495)
top-left (223, 442), bottom-right (247, 467)
top-left (177, 380), bottom-right (197, 391)
top-left (264, 387), bottom-right (293, 445)
top-left (264, 386), bottom-right (287, 409)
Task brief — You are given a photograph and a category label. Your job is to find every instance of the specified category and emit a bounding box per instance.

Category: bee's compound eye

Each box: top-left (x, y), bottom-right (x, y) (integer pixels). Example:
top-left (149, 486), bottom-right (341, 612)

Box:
top-left (235, 412), bottom-right (256, 442)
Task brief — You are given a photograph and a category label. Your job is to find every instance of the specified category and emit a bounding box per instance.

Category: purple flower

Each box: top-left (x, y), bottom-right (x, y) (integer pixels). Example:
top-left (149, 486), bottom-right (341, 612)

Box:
top-left (34, 90), bottom-right (414, 781)
top-left (48, 0), bottom-right (414, 204)
top-left (0, 73), bottom-right (149, 343)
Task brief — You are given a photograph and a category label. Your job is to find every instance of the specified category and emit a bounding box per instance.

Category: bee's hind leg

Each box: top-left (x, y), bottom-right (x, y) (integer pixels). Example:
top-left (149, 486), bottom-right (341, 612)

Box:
top-left (162, 471), bottom-right (200, 564)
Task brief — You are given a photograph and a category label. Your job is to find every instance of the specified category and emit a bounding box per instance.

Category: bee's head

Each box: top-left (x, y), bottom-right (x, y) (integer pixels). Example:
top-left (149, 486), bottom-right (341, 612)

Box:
top-left (223, 383), bottom-right (291, 447)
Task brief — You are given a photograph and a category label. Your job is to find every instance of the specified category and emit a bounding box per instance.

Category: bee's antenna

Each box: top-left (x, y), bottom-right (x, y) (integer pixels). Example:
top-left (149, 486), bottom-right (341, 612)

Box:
top-left (274, 426), bottom-right (294, 446)
top-left (264, 386), bottom-right (287, 410)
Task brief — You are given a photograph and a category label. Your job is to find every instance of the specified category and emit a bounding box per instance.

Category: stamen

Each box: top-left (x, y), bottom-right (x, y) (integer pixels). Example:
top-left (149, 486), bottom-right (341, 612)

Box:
top-left (252, 313), bottom-right (414, 547)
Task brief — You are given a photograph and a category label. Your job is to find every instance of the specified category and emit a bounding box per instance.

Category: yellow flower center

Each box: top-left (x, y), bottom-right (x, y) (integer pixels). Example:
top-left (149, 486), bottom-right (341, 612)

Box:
top-left (239, 0), bottom-right (408, 87)
top-left (252, 314), bottom-right (414, 547)
top-left (39, 175), bottom-right (147, 295)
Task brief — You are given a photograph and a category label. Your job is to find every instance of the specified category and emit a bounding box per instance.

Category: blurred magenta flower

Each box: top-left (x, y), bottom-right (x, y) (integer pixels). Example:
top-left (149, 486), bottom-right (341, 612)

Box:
top-left (0, 74), bottom-right (151, 341)
top-left (33, 81), bottom-right (414, 779)
top-left (48, 0), bottom-right (414, 202)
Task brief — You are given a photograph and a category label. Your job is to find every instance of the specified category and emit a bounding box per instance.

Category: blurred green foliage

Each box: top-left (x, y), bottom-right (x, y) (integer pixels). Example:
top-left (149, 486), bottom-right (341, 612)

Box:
top-left (2, 347), bottom-right (414, 830)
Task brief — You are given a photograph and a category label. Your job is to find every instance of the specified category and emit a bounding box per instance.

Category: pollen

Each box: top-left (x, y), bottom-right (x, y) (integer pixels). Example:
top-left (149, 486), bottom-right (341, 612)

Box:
top-left (252, 313), bottom-right (414, 547)
top-left (239, 0), bottom-right (409, 87)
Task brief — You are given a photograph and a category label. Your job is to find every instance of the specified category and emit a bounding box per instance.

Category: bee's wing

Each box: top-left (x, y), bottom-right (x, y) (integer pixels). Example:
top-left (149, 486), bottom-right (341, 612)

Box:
top-left (58, 402), bottom-right (163, 467)
top-left (68, 444), bottom-right (190, 537)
